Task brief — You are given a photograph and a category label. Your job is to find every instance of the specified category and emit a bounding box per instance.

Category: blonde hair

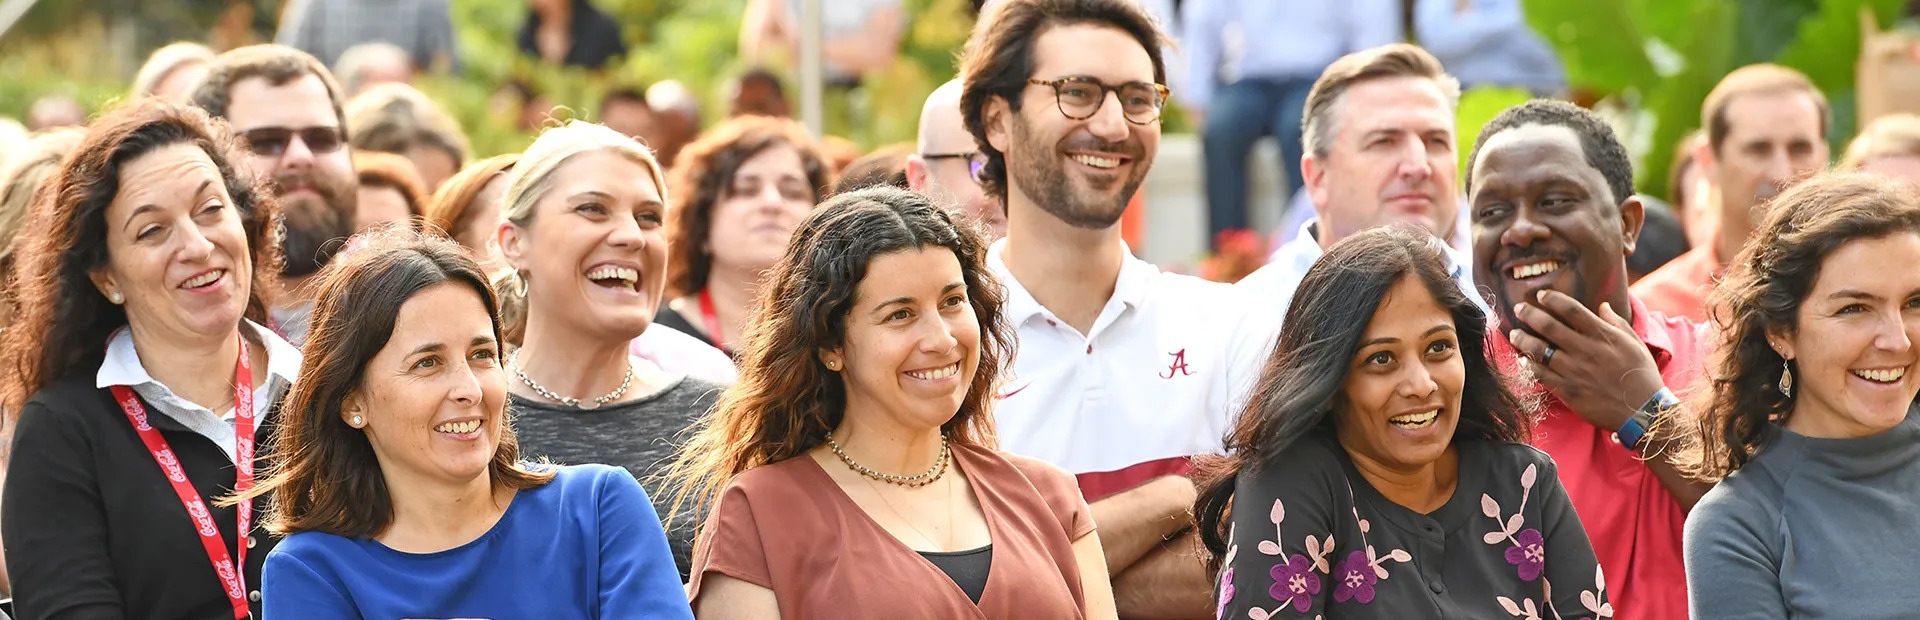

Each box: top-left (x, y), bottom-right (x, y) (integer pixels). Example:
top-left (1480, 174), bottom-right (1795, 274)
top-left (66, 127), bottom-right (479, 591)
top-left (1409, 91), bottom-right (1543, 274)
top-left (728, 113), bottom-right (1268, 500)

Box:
top-left (132, 42), bottom-right (216, 98)
top-left (493, 120), bottom-right (671, 344)
top-left (1841, 114), bottom-right (1920, 170)
top-left (345, 82), bottom-right (470, 167)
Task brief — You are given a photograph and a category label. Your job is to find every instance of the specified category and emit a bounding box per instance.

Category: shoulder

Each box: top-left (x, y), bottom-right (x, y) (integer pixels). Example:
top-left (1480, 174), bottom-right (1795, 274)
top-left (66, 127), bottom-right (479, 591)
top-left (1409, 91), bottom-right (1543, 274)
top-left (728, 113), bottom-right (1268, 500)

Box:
top-left (723, 456), bottom-right (825, 501)
top-left (1479, 441), bottom-right (1562, 478)
top-left (665, 377), bottom-right (728, 408)
top-left (266, 530), bottom-right (365, 579)
top-left (985, 448), bottom-right (1081, 495)
top-left (16, 373), bottom-right (117, 434)
top-left (1685, 465), bottom-right (1786, 561)
top-left (1240, 434), bottom-right (1348, 492)
top-left (545, 462), bottom-right (641, 492)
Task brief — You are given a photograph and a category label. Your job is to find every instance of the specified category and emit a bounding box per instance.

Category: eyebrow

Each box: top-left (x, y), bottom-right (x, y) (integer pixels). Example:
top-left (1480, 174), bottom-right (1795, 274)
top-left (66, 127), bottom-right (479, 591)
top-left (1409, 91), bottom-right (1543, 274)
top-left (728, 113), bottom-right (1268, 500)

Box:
top-left (122, 179), bottom-right (215, 233)
top-left (868, 282), bottom-right (967, 314)
top-left (1358, 324), bottom-right (1457, 348)
top-left (407, 336), bottom-right (498, 358)
top-left (1828, 290), bottom-right (1884, 302)
top-left (569, 190), bottom-right (617, 202)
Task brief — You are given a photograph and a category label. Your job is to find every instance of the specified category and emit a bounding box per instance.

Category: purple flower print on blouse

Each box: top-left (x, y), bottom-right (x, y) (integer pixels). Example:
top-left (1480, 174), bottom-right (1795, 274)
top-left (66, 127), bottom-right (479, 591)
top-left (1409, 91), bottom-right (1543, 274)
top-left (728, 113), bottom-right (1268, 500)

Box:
top-left (1332, 550), bottom-right (1379, 604)
top-left (1268, 554), bottom-right (1321, 612)
top-left (1217, 567), bottom-right (1235, 618)
top-left (1504, 528), bottom-right (1546, 581)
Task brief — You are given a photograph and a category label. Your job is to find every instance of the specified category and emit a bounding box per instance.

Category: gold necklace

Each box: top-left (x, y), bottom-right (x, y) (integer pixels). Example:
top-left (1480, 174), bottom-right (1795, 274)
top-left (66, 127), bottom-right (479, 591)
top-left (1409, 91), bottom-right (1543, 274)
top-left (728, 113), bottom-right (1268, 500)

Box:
top-left (826, 432), bottom-right (951, 487)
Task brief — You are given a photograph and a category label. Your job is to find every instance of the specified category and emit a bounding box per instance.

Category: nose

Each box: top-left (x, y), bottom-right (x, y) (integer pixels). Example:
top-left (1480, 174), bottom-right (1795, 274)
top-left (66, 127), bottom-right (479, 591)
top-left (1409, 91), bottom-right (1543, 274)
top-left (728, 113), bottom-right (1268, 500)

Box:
top-left (605, 208), bottom-right (646, 249)
top-left (277, 134), bottom-right (316, 170)
top-left (1398, 361), bottom-right (1439, 400)
top-left (1501, 203), bottom-right (1551, 248)
top-left (919, 313), bottom-right (961, 354)
top-left (1876, 310), bottom-right (1914, 354)
top-left (447, 359), bottom-right (484, 406)
top-left (178, 222), bottom-right (217, 262)
top-left (1396, 137), bottom-right (1435, 182)
top-left (1085, 91), bottom-right (1131, 142)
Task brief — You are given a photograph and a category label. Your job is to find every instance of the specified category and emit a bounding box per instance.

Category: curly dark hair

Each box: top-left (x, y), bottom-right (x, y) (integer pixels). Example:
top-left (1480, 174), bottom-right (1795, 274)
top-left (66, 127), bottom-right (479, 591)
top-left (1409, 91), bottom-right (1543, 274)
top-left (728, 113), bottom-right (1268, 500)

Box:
top-left (1467, 99), bottom-right (1635, 207)
top-left (1, 100), bottom-right (283, 417)
top-left (662, 185), bottom-right (1014, 527)
top-left (957, 0), bottom-right (1168, 203)
top-left (663, 115), bottom-right (833, 297)
top-left (1683, 173), bottom-right (1920, 481)
top-left (1195, 225), bottom-right (1531, 567)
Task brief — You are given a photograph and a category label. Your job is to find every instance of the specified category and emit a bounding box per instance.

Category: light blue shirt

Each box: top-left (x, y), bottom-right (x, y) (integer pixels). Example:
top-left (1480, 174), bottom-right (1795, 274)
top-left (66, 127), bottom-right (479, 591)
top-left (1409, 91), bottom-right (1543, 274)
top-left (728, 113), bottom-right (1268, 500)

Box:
top-left (1414, 0), bottom-right (1564, 93)
top-left (1179, 0), bottom-right (1403, 109)
top-left (1240, 218), bottom-right (1489, 325)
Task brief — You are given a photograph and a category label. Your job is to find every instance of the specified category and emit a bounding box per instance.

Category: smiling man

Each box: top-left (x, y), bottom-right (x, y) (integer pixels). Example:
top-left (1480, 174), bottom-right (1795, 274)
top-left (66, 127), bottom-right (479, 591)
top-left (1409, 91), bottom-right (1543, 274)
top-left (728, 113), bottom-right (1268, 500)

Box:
top-left (958, 0), bottom-right (1271, 615)
top-left (192, 44), bottom-right (360, 345)
top-left (1466, 99), bottom-right (1714, 620)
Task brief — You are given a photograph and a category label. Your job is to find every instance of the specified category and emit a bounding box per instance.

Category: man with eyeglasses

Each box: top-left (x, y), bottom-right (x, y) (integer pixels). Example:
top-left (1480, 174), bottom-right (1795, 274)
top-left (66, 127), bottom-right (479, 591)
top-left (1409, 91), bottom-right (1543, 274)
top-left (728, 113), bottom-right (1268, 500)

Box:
top-left (958, 0), bottom-right (1274, 615)
top-left (190, 44), bottom-right (358, 346)
top-left (907, 79), bottom-right (1004, 239)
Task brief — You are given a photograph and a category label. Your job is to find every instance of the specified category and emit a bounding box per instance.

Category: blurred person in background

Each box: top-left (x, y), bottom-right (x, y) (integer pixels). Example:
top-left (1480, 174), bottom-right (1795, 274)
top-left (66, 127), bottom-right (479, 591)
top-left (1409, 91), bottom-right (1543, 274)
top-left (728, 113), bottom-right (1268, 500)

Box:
top-left (646, 81), bottom-right (704, 168)
top-left (492, 121), bottom-right (727, 579)
top-left (1414, 0), bottom-right (1565, 94)
top-left (353, 150), bottom-right (429, 232)
top-left (1667, 130), bottom-right (1722, 253)
top-left (333, 42), bottom-right (417, 98)
top-left (191, 44), bottom-right (361, 346)
top-left (520, 0), bottom-right (628, 69)
top-left (1629, 200), bottom-right (1690, 283)
top-left (276, 0), bottom-right (459, 71)
top-left (1182, 0), bottom-right (1402, 249)
top-left (728, 68), bottom-right (792, 119)
top-left (425, 153), bottom-right (519, 270)
top-left (601, 87), bottom-right (657, 144)
top-left (132, 42), bottom-right (217, 103)
top-left (1634, 64), bottom-right (1830, 323)
top-left (739, 0), bottom-right (904, 95)
top-left (2, 100), bottom-right (295, 620)
top-left (345, 82), bottom-right (469, 192)
top-left (1841, 113), bottom-right (1920, 184)
top-left (655, 115), bottom-right (834, 357)
top-left (834, 144), bottom-right (912, 194)
top-left (25, 96), bottom-right (85, 131)
top-left (908, 79), bottom-right (1006, 239)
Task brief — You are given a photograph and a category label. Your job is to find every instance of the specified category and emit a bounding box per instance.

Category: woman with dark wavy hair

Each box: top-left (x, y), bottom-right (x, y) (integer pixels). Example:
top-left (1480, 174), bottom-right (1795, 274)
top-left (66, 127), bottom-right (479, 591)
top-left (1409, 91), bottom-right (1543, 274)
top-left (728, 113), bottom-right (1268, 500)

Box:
top-left (0, 100), bottom-right (293, 619)
top-left (1197, 226), bottom-right (1606, 619)
top-left (664, 185), bottom-right (1116, 618)
top-left (1682, 173), bottom-right (1920, 619)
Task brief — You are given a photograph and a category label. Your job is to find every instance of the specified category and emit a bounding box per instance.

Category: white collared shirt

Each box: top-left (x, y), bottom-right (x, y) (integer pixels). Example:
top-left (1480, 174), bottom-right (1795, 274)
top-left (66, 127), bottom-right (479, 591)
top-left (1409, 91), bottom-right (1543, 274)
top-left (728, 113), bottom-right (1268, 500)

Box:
top-left (987, 240), bottom-right (1276, 501)
top-left (96, 320), bottom-right (303, 463)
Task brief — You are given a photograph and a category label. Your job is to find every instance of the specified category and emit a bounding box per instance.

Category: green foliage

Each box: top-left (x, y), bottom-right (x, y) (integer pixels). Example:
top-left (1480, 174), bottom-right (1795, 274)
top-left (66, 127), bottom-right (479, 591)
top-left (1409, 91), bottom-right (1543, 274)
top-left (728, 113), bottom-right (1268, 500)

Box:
top-left (1455, 86), bottom-right (1535, 177)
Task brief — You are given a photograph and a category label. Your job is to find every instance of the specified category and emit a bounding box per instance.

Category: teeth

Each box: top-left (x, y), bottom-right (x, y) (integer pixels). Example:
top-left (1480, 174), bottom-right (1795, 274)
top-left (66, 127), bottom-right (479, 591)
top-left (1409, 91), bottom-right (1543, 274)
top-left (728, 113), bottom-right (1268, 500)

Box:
top-left (585, 266), bottom-right (638, 284)
top-left (1071, 154), bottom-right (1120, 169)
top-left (906, 362), bottom-right (960, 381)
top-left (1853, 368), bottom-right (1907, 383)
top-left (183, 270), bottom-right (223, 288)
top-left (434, 419), bottom-right (481, 434)
top-left (1389, 410), bottom-right (1439, 427)
top-left (1509, 261), bottom-right (1562, 280)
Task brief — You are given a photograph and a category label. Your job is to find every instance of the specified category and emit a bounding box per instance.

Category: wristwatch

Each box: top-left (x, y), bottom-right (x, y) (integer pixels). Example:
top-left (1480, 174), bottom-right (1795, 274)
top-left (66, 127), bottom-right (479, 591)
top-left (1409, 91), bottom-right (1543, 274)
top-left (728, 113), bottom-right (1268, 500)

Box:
top-left (1617, 386), bottom-right (1679, 451)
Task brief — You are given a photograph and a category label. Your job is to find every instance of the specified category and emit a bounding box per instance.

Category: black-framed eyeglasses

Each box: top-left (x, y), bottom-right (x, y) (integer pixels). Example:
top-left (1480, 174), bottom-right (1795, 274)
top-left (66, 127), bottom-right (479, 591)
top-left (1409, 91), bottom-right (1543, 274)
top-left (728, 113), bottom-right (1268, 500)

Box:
top-left (921, 151), bottom-right (987, 183)
top-left (1027, 77), bottom-right (1171, 125)
top-left (237, 126), bottom-right (346, 157)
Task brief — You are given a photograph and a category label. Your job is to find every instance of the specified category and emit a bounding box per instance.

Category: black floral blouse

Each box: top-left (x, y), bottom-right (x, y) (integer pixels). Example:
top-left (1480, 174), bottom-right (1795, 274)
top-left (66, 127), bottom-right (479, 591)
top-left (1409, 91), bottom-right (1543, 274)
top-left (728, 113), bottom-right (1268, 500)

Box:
top-left (1215, 431), bottom-right (1610, 619)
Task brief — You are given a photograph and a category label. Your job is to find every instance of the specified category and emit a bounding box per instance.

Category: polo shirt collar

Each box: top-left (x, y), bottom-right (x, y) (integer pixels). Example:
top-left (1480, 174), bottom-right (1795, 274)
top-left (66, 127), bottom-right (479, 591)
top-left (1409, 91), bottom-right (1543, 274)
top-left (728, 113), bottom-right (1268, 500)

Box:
top-left (987, 238), bottom-right (1152, 326)
top-left (1627, 295), bottom-right (1675, 368)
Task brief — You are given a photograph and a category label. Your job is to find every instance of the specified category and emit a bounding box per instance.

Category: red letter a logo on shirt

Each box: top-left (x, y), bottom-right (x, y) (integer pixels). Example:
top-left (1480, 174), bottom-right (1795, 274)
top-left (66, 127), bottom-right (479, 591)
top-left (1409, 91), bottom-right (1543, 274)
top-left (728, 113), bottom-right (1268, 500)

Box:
top-left (1159, 348), bottom-right (1193, 379)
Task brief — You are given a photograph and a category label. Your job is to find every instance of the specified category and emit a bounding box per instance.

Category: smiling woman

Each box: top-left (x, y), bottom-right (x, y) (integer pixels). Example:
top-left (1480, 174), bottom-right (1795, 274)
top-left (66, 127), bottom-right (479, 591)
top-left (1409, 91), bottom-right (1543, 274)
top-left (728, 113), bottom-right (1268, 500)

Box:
top-left (232, 229), bottom-right (692, 618)
top-left (1196, 225), bottom-right (1609, 619)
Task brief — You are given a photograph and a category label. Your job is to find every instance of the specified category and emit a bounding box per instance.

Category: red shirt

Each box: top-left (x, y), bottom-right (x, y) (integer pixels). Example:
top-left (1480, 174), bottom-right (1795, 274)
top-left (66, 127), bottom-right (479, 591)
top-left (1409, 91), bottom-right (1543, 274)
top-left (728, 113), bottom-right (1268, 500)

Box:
top-left (1491, 296), bottom-right (1707, 620)
top-left (1631, 246), bottom-right (1721, 323)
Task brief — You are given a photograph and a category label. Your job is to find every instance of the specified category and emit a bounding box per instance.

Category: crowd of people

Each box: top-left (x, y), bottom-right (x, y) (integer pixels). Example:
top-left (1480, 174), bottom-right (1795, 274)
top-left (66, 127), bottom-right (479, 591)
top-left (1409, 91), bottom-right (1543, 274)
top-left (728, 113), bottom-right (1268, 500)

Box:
top-left (2, 0), bottom-right (1920, 619)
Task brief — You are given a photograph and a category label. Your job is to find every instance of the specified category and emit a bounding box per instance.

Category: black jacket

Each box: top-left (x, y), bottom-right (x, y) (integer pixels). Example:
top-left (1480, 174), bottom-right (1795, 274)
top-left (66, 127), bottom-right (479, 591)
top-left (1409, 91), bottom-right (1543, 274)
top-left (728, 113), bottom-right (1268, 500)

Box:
top-left (3, 368), bottom-right (282, 620)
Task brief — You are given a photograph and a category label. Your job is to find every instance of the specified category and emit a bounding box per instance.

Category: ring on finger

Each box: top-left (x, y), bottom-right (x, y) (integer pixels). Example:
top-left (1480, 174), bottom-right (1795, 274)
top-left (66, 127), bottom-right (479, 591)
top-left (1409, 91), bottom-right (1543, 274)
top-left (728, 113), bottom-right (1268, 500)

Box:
top-left (1540, 344), bottom-right (1557, 367)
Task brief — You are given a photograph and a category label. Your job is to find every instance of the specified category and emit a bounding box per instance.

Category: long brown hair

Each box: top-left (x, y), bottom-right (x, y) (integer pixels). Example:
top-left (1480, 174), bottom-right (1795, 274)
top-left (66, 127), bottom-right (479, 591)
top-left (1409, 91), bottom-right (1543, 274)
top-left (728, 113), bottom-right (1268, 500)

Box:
top-left (424, 153), bottom-right (519, 246)
top-left (1, 101), bottom-right (281, 419)
top-left (227, 229), bottom-right (553, 537)
top-left (663, 114), bottom-right (833, 298)
top-left (661, 185), bottom-right (1012, 525)
top-left (1684, 173), bottom-right (1920, 481)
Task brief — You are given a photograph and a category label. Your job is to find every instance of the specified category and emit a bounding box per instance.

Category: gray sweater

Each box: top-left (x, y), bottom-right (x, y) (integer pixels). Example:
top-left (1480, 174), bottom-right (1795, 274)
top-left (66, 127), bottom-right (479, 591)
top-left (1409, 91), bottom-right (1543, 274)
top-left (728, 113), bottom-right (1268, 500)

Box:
top-left (509, 376), bottom-right (726, 581)
top-left (1683, 403), bottom-right (1920, 619)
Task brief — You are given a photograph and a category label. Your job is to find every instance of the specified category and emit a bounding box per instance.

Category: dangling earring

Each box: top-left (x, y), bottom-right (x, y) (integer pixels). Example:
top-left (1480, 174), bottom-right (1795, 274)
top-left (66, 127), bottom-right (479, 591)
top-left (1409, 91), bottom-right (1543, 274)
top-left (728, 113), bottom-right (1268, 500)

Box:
top-left (1779, 360), bottom-right (1794, 398)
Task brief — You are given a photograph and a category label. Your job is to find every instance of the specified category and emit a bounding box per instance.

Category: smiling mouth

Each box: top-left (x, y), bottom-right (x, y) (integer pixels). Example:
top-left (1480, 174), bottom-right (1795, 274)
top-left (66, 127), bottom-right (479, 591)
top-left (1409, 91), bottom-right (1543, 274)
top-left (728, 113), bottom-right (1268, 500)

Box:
top-left (585, 265), bottom-right (640, 291)
top-left (181, 269), bottom-right (225, 290)
top-left (434, 419), bottom-right (481, 434)
top-left (1508, 260), bottom-right (1563, 281)
top-left (1389, 409), bottom-right (1439, 429)
top-left (1070, 153), bottom-right (1122, 169)
top-left (905, 362), bottom-right (961, 381)
top-left (1853, 367), bottom-right (1908, 384)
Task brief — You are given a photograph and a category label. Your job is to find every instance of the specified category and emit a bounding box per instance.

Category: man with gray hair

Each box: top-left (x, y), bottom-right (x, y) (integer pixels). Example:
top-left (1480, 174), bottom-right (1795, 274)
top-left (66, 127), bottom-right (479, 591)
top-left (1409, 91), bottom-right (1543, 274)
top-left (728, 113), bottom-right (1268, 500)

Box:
top-left (334, 42), bottom-right (416, 97)
top-left (1237, 43), bottom-right (1483, 316)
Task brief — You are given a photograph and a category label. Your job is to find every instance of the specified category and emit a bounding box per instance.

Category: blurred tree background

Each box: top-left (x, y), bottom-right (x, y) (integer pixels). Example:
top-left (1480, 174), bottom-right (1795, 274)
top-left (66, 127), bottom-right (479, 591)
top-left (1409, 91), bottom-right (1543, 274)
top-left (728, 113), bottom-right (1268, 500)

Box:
top-left (0, 0), bottom-right (1912, 203)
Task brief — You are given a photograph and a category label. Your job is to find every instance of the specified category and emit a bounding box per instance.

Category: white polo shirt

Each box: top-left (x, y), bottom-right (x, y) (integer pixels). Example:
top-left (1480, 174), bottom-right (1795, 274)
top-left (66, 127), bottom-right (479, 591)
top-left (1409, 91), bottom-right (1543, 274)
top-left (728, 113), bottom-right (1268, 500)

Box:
top-left (987, 240), bottom-right (1277, 502)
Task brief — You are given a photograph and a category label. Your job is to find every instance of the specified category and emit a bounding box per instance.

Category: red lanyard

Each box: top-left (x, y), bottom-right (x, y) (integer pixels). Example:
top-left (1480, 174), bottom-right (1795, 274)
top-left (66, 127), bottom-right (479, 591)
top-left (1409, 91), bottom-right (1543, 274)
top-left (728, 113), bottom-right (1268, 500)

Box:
top-left (111, 334), bottom-right (255, 619)
top-left (698, 288), bottom-right (730, 352)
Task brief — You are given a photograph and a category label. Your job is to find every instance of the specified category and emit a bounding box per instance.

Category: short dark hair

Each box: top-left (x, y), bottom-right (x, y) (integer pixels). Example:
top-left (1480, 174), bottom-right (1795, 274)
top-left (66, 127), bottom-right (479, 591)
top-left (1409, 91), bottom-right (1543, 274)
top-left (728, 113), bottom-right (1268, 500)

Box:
top-left (834, 144), bottom-right (913, 194)
top-left (1700, 64), bottom-right (1829, 154)
top-left (230, 229), bottom-right (553, 537)
top-left (1194, 225), bottom-right (1530, 568)
top-left (599, 87), bottom-right (650, 117)
top-left (1627, 198), bottom-right (1689, 279)
top-left (1, 101), bottom-right (282, 415)
top-left (957, 0), bottom-right (1169, 202)
top-left (190, 44), bottom-right (347, 127)
top-left (1467, 99), bottom-right (1636, 208)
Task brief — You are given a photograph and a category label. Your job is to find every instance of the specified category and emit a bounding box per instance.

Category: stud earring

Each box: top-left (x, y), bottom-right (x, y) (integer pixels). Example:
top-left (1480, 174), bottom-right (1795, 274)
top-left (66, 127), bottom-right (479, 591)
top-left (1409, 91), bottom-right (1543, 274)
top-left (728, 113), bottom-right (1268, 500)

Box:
top-left (350, 415), bottom-right (364, 427)
top-left (1779, 360), bottom-right (1794, 398)
top-left (826, 360), bottom-right (839, 370)
top-left (108, 292), bottom-right (123, 304)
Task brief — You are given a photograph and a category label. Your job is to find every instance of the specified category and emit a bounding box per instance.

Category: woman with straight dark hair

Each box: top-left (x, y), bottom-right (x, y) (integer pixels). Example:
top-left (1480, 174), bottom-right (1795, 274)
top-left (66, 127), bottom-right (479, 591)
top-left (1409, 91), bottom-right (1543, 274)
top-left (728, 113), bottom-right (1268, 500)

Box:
top-left (1, 100), bottom-right (294, 619)
top-left (1198, 226), bottom-right (1607, 619)
top-left (240, 229), bottom-right (691, 618)
top-left (664, 186), bottom-right (1116, 618)
top-left (1682, 173), bottom-right (1920, 619)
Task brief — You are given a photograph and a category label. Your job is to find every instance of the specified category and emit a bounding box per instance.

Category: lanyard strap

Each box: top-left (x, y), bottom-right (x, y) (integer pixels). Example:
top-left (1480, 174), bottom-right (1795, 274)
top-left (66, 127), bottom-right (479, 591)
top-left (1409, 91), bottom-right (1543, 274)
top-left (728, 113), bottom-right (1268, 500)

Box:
top-left (698, 288), bottom-right (730, 353)
top-left (111, 334), bottom-right (255, 619)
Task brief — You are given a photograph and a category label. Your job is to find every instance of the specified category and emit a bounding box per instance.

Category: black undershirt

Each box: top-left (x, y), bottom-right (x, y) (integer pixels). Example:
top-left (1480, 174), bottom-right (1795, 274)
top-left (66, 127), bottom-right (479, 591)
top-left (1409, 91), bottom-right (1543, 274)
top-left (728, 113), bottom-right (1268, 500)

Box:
top-left (919, 544), bottom-right (993, 604)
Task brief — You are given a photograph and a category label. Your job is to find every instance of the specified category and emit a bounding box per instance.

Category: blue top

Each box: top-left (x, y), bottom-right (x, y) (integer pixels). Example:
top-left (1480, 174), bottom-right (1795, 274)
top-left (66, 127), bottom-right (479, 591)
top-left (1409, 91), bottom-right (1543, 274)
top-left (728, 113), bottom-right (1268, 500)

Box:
top-left (261, 464), bottom-right (693, 619)
top-left (1178, 0), bottom-right (1403, 109)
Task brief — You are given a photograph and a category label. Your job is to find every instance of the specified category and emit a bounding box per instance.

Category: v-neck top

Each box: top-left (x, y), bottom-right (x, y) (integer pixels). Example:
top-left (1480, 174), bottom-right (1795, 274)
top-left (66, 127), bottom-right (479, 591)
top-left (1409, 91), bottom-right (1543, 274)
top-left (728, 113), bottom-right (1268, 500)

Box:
top-left (687, 443), bottom-right (1096, 619)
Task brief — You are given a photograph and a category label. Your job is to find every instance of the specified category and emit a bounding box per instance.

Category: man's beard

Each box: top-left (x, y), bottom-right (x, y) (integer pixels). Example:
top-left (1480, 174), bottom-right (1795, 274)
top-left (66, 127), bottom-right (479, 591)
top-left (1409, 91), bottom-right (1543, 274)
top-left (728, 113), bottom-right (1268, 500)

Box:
top-left (272, 169), bottom-right (357, 278)
top-left (1006, 114), bottom-right (1150, 230)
